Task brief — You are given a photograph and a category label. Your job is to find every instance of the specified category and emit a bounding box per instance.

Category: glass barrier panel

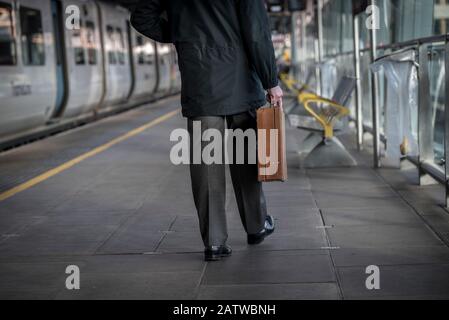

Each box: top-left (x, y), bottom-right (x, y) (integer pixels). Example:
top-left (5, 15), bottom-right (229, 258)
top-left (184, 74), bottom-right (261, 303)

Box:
top-left (360, 51), bottom-right (373, 127)
top-left (428, 45), bottom-right (445, 166)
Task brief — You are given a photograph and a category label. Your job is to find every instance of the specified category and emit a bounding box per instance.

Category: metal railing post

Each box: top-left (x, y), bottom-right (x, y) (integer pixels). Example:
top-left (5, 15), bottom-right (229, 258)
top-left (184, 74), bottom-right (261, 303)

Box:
top-left (300, 11), bottom-right (307, 83)
top-left (290, 11), bottom-right (298, 79)
top-left (353, 14), bottom-right (364, 151)
top-left (418, 44), bottom-right (438, 186)
top-left (445, 36), bottom-right (449, 208)
top-left (316, 0), bottom-right (324, 95)
top-left (369, 0), bottom-right (381, 168)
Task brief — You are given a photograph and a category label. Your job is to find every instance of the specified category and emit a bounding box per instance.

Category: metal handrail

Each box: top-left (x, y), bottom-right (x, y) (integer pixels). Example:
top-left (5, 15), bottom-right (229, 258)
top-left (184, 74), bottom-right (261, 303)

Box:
top-left (302, 34), bottom-right (449, 63)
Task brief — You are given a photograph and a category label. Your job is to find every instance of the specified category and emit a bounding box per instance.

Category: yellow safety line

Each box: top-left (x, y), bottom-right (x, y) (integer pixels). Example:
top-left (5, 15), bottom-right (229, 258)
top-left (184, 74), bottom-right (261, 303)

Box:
top-left (0, 109), bottom-right (181, 202)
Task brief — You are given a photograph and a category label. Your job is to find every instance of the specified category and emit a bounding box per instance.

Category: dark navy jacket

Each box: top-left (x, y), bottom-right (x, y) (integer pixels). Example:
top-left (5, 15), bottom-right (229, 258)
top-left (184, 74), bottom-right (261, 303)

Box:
top-left (131, 0), bottom-right (278, 118)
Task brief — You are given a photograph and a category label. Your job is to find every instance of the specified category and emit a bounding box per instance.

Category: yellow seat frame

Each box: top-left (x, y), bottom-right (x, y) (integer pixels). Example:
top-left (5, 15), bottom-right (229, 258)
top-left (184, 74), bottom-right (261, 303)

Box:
top-left (279, 73), bottom-right (349, 139)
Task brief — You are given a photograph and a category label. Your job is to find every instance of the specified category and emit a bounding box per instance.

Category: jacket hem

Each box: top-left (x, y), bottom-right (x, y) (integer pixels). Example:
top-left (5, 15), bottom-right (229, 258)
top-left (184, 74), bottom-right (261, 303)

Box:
top-left (182, 99), bottom-right (267, 118)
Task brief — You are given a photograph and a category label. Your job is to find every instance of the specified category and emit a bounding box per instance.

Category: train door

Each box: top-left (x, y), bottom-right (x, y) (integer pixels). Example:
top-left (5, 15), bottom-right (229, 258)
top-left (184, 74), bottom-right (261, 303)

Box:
top-left (126, 21), bottom-right (135, 99)
top-left (98, 3), bottom-right (132, 107)
top-left (128, 29), bottom-right (158, 100)
top-left (153, 42), bottom-right (160, 94)
top-left (50, 0), bottom-right (68, 119)
top-left (156, 43), bottom-right (171, 93)
top-left (60, 0), bottom-right (103, 117)
top-left (170, 45), bottom-right (181, 92)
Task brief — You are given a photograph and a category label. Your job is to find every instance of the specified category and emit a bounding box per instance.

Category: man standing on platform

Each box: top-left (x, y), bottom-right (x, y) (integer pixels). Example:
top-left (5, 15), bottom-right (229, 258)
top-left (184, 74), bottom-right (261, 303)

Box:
top-left (131, 0), bottom-right (283, 261)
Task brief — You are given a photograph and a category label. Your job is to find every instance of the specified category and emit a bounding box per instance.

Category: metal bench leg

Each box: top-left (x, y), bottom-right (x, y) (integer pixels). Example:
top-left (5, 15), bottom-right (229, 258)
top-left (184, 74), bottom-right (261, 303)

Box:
top-left (302, 137), bottom-right (357, 169)
top-left (299, 132), bottom-right (323, 155)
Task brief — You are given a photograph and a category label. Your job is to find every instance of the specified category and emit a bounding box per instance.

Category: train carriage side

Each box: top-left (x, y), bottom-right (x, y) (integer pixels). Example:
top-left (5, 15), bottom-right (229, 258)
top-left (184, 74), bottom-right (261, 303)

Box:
top-left (0, 0), bottom-right (181, 146)
top-left (0, 0), bottom-right (57, 138)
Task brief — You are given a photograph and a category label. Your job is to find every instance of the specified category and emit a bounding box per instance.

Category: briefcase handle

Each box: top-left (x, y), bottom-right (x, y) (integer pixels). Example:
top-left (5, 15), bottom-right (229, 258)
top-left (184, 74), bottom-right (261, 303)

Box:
top-left (267, 94), bottom-right (283, 109)
top-left (269, 99), bottom-right (283, 110)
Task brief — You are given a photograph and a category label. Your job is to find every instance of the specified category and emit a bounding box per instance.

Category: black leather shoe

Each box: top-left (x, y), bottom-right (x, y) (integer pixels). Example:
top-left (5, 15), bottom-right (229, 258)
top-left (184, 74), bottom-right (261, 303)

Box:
top-left (204, 245), bottom-right (232, 261)
top-left (247, 215), bottom-right (275, 245)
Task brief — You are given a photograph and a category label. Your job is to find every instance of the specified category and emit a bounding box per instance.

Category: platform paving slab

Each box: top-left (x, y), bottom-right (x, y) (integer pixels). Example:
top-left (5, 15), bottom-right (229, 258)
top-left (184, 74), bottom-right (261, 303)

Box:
top-left (321, 206), bottom-right (424, 227)
top-left (331, 246), bottom-right (449, 267)
top-left (0, 99), bottom-right (448, 299)
top-left (201, 250), bottom-right (336, 286)
top-left (337, 264), bottom-right (449, 299)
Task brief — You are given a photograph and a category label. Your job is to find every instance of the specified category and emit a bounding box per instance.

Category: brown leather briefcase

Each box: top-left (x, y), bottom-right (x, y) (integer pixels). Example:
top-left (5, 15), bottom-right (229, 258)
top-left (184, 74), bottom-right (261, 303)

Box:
top-left (257, 105), bottom-right (288, 182)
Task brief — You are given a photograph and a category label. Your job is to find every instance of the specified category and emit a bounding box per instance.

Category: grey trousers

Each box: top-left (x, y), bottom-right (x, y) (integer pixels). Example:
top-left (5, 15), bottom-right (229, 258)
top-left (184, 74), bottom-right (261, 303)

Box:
top-left (188, 111), bottom-right (268, 247)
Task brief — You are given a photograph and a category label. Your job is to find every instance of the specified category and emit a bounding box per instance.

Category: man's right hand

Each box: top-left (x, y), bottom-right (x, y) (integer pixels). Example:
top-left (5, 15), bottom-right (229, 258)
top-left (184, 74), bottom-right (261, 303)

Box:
top-left (267, 86), bottom-right (284, 109)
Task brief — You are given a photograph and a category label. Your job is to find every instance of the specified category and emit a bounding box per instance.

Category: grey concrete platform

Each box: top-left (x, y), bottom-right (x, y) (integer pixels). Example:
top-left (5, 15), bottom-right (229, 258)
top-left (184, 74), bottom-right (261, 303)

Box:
top-left (1, 97), bottom-right (449, 300)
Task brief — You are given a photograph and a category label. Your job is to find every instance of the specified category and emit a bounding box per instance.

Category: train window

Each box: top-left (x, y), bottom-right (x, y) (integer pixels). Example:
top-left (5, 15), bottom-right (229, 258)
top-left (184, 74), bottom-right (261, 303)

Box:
top-left (145, 42), bottom-right (154, 65)
top-left (20, 6), bottom-right (45, 66)
top-left (146, 53), bottom-right (154, 65)
top-left (116, 27), bottom-right (125, 65)
top-left (72, 20), bottom-right (85, 65)
top-left (136, 35), bottom-right (145, 65)
top-left (0, 2), bottom-right (16, 65)
top-left (85, 21), bottom-right (97, 65)
top-left (106, 25), bottom-right (116, 64)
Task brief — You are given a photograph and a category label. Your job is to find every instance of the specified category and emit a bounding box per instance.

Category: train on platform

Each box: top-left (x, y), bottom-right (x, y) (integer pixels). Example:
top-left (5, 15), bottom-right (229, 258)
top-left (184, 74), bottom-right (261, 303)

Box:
top-left (0, 0), bottom-right (181, 147)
